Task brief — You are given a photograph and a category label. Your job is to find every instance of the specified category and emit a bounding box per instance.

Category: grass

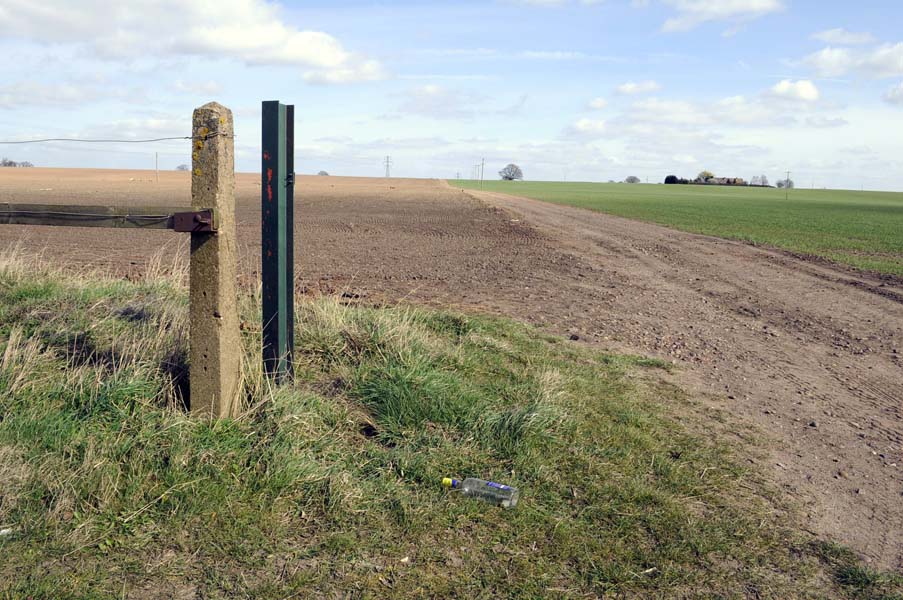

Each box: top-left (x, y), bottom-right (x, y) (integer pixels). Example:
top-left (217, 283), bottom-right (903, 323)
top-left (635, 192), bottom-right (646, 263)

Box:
top-left (0, 249), bottom-right (900, 598)
top-left (451, 180), bottom-right (903, 276)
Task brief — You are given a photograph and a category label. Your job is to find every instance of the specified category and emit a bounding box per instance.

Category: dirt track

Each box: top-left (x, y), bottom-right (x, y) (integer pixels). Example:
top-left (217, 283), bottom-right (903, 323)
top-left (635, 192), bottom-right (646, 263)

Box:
top-left (1, 169), bottom-right (901, 569)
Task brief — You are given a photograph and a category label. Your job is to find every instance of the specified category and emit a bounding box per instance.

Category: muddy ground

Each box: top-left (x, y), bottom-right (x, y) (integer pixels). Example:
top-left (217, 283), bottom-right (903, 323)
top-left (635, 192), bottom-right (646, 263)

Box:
top-left (1, 169), bottom-right (900, 570)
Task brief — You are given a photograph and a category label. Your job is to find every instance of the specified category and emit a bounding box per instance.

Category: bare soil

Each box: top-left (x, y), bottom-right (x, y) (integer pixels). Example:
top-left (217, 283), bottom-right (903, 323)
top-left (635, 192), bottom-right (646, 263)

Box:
top-left (1, 169), bottom-right (901, 570)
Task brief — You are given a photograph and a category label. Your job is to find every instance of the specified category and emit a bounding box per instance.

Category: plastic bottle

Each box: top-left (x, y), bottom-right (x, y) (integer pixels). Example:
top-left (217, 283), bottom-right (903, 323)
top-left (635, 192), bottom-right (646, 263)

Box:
top-left (442, 477), bottom-right (519, 508)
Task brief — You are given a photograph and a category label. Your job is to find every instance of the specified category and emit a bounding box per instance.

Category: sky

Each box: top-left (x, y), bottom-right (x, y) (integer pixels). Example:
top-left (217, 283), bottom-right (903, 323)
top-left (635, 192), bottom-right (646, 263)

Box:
top-left (0, 0), bottom-right (901, 190)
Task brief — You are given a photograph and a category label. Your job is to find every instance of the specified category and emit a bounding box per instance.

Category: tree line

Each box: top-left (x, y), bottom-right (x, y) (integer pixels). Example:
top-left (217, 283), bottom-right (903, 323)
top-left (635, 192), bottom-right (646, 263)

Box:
top-left (1, 158), bottom-right (34, 168)
top-left (665, 171), bottom-right (794, 188)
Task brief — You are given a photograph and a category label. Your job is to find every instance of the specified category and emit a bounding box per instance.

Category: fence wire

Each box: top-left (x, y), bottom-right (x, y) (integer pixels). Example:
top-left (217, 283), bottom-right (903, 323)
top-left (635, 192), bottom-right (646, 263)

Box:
top-left (0, 132), bottom-right (230, 145)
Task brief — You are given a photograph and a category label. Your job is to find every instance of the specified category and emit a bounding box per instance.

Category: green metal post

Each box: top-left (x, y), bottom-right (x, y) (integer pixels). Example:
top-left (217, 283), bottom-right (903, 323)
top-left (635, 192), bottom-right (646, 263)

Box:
top-left (285, 104), bottom-right (295, 368)
top-left (261, 100), bottom-right (294, 381)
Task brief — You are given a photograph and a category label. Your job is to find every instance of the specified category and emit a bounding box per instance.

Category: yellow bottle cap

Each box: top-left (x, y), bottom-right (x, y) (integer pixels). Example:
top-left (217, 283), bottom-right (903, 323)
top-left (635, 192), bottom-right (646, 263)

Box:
top-left (442, 477), bottom-right (454, 488)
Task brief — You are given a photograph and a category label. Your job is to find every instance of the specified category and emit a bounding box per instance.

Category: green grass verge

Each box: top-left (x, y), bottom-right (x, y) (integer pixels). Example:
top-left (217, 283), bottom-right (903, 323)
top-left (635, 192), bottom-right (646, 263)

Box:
top-left (0, 251), bottom-right (899, 598)
top-left (451, 180), bottom-right (903, 277)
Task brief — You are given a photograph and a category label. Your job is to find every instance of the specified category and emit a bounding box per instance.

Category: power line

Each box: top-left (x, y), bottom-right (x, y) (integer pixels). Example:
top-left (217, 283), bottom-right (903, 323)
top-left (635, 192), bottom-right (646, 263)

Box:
top-left (3, 144), bottom-right (190, 157)
top-left (0, 132), bottom-right (231, 145)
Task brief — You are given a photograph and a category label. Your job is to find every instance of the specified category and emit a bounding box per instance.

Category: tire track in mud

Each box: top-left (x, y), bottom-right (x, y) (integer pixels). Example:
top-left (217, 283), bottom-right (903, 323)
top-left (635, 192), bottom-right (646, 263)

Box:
top-left (468, 187), bottom-right (903, 570)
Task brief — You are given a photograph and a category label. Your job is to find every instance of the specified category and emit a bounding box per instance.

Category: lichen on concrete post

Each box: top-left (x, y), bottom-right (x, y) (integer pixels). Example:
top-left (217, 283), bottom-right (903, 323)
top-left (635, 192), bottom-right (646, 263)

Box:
top-left (189, 102), bottom-right (241, 418)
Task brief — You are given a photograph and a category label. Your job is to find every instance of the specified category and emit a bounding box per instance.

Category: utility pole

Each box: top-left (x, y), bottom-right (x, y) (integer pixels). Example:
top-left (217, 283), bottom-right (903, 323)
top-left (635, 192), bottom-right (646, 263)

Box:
top-left (785, 170), bottom-right (790, 201)
top-left (480, 158), bottom-right (485, 190)
top-left (384, 156), bottom-right (393, 178)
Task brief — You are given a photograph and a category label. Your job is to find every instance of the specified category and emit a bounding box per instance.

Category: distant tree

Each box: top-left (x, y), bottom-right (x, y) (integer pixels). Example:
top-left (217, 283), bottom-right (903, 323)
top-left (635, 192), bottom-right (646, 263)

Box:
top-left (776, 178), bottom-right (794, 189)
top-left (318, 170), bottom-right (329, 176)
top-left (697, 170), bottom-right (714, 182)
top-left (625, 176), bottom-right (641, 184)
top-left (665, 175), bottom-right (679, 184)
top-left (751, 175), bottom-right (761, 186)
top-left (759, 174), bottom-right (769, 186)
top-left (175, 164), bottom-right (190, 171)
top-left (18, 161), bottom-right (33, 168)
top-left (499, 164), bottom-right (523, 181)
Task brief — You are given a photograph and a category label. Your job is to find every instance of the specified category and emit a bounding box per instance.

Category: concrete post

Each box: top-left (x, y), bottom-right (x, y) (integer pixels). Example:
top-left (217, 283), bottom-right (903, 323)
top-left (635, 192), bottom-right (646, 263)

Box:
top-left (189, 102), bottom-right (241, 418)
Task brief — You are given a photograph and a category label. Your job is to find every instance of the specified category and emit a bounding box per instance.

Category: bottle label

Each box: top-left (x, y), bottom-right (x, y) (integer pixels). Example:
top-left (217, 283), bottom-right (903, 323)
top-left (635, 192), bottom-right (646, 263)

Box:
top-left (486, 481), bottom-right (511, 491)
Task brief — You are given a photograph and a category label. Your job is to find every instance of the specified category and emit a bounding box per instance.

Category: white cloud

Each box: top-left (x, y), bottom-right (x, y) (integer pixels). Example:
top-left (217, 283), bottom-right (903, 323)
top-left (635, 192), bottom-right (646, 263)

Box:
top-left (506, 0), bottom-right (569, 5)
top-left (399, 74), bottom-right (494, 81)
top-left (173, 80), bottom-right (223, 96)
top-left (507, 0), bottom-right (568, 7)
top-left (662, 0), bottom-right (783, 32)
top-left (769, 79), bottom-right (820, 102)
top-left (520, 50), bottom-right (590, 60)
top-left (803, 43), bottom-right (903, 78)
top-left (564, 118), bottom-right (607, 138)
top-left (421, 47), bottom-right (621, 63)
top-left (0, 81), bottom-right (98, 109)
top-left (304, 61), bottom-right (386, 84)
top-left (396, 85), bottom-right (486, 120)
top-left (504, 0), bottom-right (607, 5)
top-left (629, 98), bottom-right (709, 125)
top-left (805, 116), bottom-right (848, 128)
top-left (615, 80), bottom-right (661, 95)
top-left (811, 28), bottom-right (875, 45)
top-left (885, 82), bottom-right (903, 105)
top-left (0, 0), bottom-right (384, 84)
top-left (622, 85), bottom-right (836, 131)
top-left (588, 97), bottom-right (608, 109)
top-left (867, 43), bottom-right (903, 78)
top-left (801, 47), bottom-right (855, 77)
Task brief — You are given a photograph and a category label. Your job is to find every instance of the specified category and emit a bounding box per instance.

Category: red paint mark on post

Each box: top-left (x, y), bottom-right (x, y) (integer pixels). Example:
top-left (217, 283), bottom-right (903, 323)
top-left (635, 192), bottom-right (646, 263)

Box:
top-left (266, 168), bottom-right (274, 201)
top-left (263, 151), bottom-right (270, 160)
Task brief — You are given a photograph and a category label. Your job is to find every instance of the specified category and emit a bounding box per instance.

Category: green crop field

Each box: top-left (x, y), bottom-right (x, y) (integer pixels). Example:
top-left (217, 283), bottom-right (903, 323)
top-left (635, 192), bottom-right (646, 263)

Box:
top-left (451, 180), bottom-right (903, 276)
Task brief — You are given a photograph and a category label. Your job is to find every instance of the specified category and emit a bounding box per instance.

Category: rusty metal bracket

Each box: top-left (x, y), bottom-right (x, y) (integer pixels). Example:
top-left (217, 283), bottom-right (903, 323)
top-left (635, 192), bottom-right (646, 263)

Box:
top-left (172, 209), bottom-right (217, 233)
